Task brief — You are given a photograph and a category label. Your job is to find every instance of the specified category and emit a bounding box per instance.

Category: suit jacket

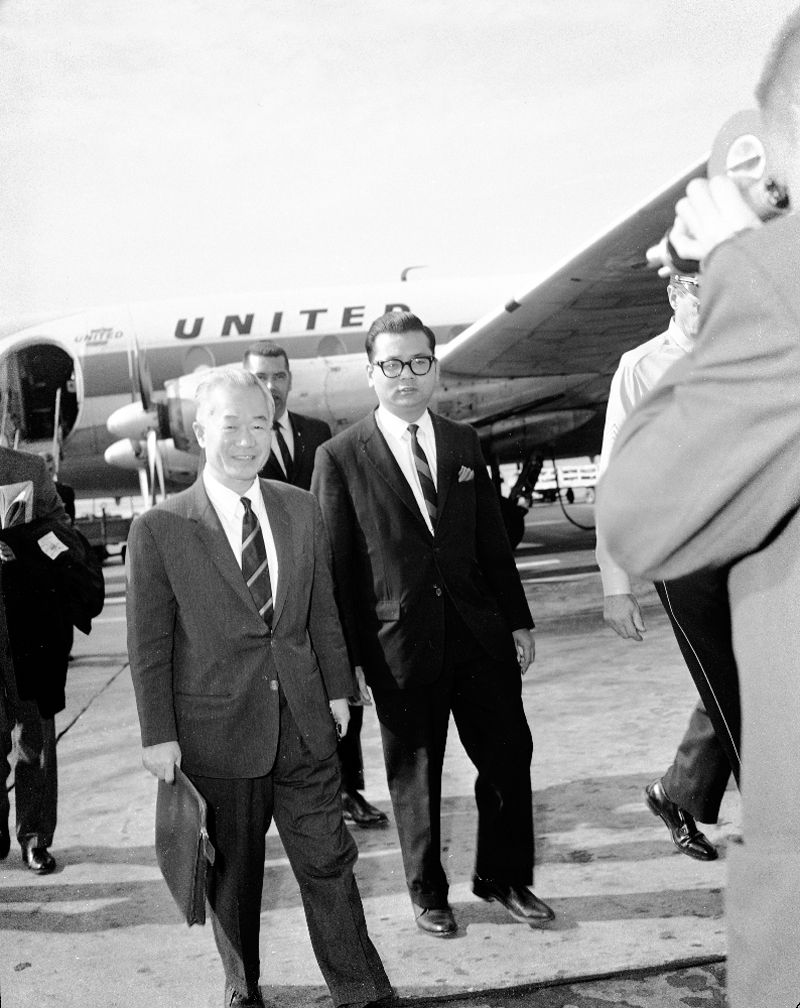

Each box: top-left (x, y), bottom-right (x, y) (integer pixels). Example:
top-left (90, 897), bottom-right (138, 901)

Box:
top-left (259, 411), bottom-right (332, 491)
top-left (312, 410), bottom-right (533, 690)
top-left (597, 213), bottom-right (800, 1008)
top-left (0, 448), bottom-right (71, 705)
top-left (126, 477), bottom-right (355, 778)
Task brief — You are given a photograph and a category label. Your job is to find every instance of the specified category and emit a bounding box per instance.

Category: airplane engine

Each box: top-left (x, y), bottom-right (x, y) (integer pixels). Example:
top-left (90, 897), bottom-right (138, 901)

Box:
top-left (104, 437), bottom-right (197, 485)
top-left (478, 408), bottom-right (596, 463)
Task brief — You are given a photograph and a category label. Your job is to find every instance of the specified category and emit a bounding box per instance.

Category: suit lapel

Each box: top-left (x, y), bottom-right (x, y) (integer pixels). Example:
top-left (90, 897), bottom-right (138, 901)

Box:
top-left (431, 413), bottom-right (455, 524)
top-left (187, 481), bottom-right (260, 617)
top-left (359, 413), bottom-right (431, 533)
top-left (259, 479), bottom-right (293, 630)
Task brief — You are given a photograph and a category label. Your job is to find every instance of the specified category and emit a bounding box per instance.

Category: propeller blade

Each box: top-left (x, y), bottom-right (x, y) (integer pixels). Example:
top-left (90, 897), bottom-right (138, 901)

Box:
top-left (129, 334), bottom-right (155, 411)
top-left (146, 429), bottom-right (166, 505)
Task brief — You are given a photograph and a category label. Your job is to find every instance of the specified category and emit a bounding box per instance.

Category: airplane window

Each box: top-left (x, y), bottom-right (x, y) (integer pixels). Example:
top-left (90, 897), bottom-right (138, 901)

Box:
top-left (183, 346), bottom-right (216, 372)
top-left (317, 335), bottom-right (347, 357)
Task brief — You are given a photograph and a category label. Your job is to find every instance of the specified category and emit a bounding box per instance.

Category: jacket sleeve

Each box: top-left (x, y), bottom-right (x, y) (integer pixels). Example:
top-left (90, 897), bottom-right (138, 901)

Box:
top-left (311, 442), bottom-right (364, 666)
top-left (594, 357), bottom-right (635, 596)
top-left (307, 497), bottom-right (357, 700)
top-left (472, 429), bottom-right (534, 631)
top-left (599, 230), bottom-right (800, 582)
top-left (126, 515), bottom-right (179, 747)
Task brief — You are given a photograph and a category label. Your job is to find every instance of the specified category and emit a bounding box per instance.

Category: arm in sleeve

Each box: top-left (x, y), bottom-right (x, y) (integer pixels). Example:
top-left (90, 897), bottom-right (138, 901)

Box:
top-left (472, 430), bottom-right (534, 631)
top-left (125, 516), bottom-right (179, 747)
top-left (311, 443), bottom-right (364, 666)
top-left (595, 358), bottom-right (635, 596)
top-left (307, 498), bottom-right (357, 701)
top-left (599, 235), bottom-right (800, 581)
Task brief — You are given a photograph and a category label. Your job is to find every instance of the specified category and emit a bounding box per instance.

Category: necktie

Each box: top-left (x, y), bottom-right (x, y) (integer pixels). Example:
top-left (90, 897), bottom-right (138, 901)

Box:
top-left (272, 421), bottom-right (294, 482)
top-left (241, 497), bottom-right (273, 627)
top-left (408, 423), bottom-right (437, 526)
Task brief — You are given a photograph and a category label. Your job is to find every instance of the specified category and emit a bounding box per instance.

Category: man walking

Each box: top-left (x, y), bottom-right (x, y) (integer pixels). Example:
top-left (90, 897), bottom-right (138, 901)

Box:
top-left (243, 340), bottom-right (388, 828)
top-left (0, 446), bottom-right (72, 875)
top-left (596, 276), bottom-right (739, 861)
top-left (126, 368), bottom-right (391, 1008)
top-left (312, 311), bottom-right (552, 937)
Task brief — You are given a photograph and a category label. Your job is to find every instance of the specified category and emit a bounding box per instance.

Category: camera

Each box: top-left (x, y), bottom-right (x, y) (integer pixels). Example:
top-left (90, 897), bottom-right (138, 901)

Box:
top-left (653, 109), bottom-right (790, 275)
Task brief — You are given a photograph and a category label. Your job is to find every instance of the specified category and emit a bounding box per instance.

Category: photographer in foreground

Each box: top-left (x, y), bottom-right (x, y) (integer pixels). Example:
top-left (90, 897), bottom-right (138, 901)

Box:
top-left (599, 12), bottom-right (800, 1005)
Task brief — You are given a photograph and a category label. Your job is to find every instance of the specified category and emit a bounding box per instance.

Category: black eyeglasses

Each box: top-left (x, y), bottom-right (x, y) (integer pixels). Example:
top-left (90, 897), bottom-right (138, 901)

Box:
top-left (373, 355), bottom-right (435, 378)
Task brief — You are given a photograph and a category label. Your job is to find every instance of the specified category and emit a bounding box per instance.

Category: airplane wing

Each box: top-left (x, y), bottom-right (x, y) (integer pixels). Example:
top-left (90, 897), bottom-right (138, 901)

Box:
top-left (438, 159), bottom-right (706, 396)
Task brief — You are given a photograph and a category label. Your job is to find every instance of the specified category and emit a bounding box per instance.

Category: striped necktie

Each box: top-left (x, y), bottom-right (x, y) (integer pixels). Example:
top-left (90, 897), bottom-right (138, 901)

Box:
top-left (241, 497), bottom-right (273, 627)
top-left (408, 423), bottom-right (437, 525)
top-left (272, 421), bottom-right (294, 482)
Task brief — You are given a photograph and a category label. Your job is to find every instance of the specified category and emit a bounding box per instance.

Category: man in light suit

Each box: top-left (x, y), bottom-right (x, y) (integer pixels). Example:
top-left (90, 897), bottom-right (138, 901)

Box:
top-left (126, 369), bottom-right (391, 1008)
top-left (243, 341), bottom-right (388, 828)
top-left (312, 312), bottom-right (553, 937)
top-left (599, 13), bottom-right (800, 1004)
top-left (0, 446), bottom-right (71, 875)
top-left (596, 278), bottom-right (739, 862)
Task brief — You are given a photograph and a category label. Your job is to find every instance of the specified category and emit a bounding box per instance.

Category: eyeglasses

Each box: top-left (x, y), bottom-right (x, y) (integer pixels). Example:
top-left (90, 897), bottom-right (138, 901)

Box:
top-left (372, 355), bottom-right (436, 378)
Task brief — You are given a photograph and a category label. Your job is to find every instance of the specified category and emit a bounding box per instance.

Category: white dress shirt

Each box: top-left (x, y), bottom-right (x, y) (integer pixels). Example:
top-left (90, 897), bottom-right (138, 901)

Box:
top-left (596, 319), bottom-right (693, 595)
top-left (272, 411), bottom-right (295, 476)
top-left (376, 406), bottom-right (438, 535)
top-left (203, 468), bottom-right (279, 598)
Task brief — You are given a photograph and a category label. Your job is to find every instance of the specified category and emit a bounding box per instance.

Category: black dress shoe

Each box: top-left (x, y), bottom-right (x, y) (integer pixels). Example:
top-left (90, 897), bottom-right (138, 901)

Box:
top-left (0, 824), bottom-right (9, 860)
top-left (224, 983), bottom-right (265, 1007)
top-left (341, 790), bottom-right (389, 828)
top-left (412, 903), bottom-right (457, 936)
top-left (472, 877), bottom-right (555, 925)
top-left (22, 844), bottom-right (56, 875)
top-left (645, 780), bottom-right (718, 861)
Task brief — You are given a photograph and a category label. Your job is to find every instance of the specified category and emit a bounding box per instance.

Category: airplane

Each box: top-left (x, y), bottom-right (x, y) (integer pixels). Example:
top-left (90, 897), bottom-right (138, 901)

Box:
top-left (0, 159), bottom-right (708, 534)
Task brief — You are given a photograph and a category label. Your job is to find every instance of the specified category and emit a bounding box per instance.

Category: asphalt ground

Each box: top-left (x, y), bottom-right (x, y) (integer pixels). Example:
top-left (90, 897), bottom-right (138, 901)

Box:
top-left (0, 502), bottom-right (735, 1007)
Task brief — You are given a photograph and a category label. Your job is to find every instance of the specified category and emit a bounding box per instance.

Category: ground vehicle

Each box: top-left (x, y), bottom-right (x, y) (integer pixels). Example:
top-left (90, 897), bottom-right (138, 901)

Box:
top-left (534, 462), bottom-right (598, 504)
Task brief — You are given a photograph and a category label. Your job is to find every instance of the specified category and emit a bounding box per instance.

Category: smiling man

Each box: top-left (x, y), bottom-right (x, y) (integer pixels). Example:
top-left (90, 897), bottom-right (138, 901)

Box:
top-left (312, 312), bottom-right (552, 937)
top-left (126, 368), bottom-right (391, 1008)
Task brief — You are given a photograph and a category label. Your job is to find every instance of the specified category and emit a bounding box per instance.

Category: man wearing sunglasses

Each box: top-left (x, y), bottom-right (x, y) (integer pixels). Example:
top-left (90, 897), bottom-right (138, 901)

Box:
top-left (595, 275), bottom-right (740, 865)
top-left (312, 311), bottom-right (553, 937)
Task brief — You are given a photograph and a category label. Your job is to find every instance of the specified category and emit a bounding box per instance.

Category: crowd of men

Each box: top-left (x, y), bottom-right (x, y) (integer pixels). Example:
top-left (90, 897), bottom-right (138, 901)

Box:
top-left (5, 8), bottom-right (800, 1007)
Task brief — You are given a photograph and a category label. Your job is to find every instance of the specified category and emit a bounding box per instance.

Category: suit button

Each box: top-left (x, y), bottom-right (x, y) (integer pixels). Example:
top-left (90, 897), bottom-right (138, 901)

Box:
top-left (269, 680), bottom-right (279, 691)
top-left (434, 585), bottom-right (442, 597)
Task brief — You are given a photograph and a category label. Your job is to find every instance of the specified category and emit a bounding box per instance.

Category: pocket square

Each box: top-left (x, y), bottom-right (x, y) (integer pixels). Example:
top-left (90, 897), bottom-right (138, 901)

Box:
top-left (458, 466), bottom-right (474, 482)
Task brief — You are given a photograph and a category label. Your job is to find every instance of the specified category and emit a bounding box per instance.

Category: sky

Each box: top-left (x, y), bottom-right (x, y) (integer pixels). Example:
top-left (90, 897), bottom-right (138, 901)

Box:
top-left (0, 0), bottom-right (798, 316)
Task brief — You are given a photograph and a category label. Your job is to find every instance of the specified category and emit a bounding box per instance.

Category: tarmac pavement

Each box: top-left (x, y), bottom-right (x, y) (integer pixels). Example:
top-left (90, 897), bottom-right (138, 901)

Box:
top-left (0, 504), bottom-right (736, 1007)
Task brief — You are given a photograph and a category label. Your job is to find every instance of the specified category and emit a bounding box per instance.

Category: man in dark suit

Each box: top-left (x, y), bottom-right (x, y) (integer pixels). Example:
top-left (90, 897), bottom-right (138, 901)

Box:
top-left (126, 368), bottom-right (391, 1008)
top-left (599, 15), bottom-right (800, 1003)
top-left (312, 311), bottom-right (553, 937)
top-left (0, 446), bottom-right (71, 874)
top-left (243, 341), bottom-right (388, 829)
top-left (242, 341), bottom-right (332, 491)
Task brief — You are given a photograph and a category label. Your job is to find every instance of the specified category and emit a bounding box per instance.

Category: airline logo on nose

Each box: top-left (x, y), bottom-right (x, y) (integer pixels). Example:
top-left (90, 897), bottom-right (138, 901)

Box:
top-left (76, 328), bottom-right (125, 345)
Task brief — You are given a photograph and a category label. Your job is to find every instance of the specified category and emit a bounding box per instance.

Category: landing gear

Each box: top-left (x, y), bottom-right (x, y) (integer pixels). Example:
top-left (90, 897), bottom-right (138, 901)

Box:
top-left (488, 451), bottom-right (546, 550)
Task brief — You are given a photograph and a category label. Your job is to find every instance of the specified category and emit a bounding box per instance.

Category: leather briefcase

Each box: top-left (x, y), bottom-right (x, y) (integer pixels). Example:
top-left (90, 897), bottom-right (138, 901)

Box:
top-left (155, 766), bottom-right (216, 926)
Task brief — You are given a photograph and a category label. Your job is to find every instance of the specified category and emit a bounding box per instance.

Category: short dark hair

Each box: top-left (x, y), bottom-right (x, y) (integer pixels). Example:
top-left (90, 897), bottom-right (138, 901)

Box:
top-left (242, 340), bottom-right (290, 370)
top-left (365, 312), bottom-right (436, 361)
top-left (756, 9), bottom-right (800, 135)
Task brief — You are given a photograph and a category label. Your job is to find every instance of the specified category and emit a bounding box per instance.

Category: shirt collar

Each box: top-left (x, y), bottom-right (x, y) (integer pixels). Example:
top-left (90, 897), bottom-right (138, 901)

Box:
top-left (274, 410), bottom-right (291, 433)
top-left (377, 405), bottom-right (433, 442)
top-left (667, 317), bottom-right (694, 355)
top-left (203, 467), bottom-right (261, 516)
